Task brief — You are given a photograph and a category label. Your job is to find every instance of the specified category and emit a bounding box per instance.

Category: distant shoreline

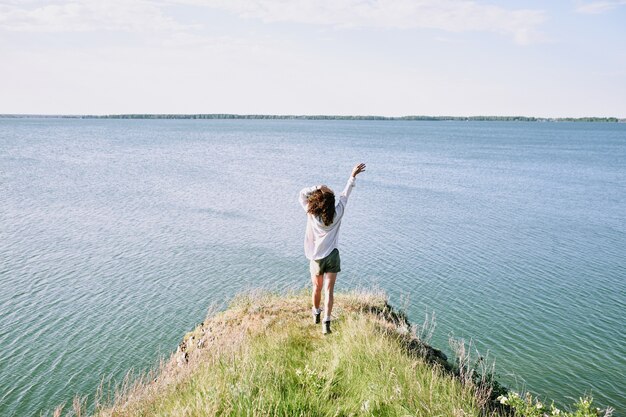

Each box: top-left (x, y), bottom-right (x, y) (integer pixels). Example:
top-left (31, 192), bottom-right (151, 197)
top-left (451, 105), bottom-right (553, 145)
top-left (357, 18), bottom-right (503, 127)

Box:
top-left (0, 114), bottom-right (623, 122)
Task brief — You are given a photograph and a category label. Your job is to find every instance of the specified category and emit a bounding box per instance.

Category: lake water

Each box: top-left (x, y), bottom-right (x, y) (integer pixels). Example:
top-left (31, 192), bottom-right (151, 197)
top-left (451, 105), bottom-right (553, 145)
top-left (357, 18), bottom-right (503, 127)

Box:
top-left (1, 119), bottom-right (625, 416)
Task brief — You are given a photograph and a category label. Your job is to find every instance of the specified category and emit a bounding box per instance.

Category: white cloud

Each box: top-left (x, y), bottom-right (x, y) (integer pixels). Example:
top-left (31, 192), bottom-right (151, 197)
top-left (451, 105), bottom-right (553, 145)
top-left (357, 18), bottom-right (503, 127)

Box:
top-left (176, 0), bottom-right (546, 44)
top-left (0, 0), bottom-right (546, 44)
top-left (0, 0), bottom-right (185, 32)
top-left (160, 31), bottom-right (282, 52)
top-left (575, 0), bottom-right (626, 13)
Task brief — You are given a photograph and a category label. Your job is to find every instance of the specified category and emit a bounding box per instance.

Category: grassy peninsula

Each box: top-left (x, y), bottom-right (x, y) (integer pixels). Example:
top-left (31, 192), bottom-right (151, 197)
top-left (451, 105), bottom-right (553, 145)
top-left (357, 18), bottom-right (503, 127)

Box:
top-left (57, 291), bottom-right (612, 417)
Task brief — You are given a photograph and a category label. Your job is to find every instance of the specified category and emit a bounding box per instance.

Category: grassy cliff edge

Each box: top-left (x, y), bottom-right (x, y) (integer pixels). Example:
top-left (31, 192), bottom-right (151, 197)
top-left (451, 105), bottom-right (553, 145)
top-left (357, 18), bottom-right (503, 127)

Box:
top-left (78, 290), bottom-right (610, 417)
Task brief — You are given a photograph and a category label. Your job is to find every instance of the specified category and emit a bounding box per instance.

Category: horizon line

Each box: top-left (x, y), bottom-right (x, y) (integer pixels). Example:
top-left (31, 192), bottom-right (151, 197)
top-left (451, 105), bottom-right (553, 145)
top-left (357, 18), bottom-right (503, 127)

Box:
top-left (1, 113), bottom-right (624, 122)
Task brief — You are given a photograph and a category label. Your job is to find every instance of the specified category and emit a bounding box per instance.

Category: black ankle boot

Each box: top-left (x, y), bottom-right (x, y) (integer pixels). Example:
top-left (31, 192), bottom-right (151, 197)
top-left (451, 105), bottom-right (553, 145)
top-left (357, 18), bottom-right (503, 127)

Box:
top-left (323, 321), bottom-right (331, 335)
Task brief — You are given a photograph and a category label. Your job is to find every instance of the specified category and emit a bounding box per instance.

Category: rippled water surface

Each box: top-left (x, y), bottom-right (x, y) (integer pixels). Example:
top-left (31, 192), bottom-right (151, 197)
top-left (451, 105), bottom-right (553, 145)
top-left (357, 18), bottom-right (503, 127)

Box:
top-left (1, 119), bottom-right (625, 416)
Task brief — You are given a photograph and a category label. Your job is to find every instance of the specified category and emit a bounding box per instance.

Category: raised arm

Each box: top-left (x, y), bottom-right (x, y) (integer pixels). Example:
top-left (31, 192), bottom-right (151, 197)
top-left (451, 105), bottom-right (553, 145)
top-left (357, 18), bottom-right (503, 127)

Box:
top-left (299, 185), bottom-right (321, 211)
top-left (339, 163), bottom-right (366, 206)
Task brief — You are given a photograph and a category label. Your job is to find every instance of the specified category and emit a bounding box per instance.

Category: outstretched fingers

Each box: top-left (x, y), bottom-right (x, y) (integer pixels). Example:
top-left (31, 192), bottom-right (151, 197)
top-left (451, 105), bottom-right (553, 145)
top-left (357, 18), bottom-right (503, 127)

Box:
top-left (352, 162), bottom-right (366, 177)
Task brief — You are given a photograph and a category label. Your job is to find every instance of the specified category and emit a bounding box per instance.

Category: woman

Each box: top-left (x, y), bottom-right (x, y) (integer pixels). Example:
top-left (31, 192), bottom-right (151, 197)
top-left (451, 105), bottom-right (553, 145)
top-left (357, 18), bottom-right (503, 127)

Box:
top-left (298, 163), bottom-right (366, 334)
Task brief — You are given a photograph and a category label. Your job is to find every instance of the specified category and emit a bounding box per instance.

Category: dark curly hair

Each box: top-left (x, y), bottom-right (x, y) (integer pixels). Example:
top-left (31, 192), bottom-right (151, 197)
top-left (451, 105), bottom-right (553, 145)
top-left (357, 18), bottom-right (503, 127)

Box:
top-left (307, 186), bottom-right (335, 226)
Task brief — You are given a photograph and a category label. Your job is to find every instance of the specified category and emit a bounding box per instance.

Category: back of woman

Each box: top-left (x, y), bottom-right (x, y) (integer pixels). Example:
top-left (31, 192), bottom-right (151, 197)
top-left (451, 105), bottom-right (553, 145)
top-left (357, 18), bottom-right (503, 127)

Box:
top-left (298, 163), bottom-right (366, 334)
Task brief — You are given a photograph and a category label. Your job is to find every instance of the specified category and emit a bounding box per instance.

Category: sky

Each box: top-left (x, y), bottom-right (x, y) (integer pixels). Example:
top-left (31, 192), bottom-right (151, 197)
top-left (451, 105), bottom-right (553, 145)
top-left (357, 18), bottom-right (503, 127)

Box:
top-left (0, 0), bottom-right (625, 117)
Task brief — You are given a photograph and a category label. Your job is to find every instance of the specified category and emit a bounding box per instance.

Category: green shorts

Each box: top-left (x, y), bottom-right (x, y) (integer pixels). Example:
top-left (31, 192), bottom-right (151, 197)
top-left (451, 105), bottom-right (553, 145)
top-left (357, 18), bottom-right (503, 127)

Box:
top-left (310, 248), bottom-right (341, 276)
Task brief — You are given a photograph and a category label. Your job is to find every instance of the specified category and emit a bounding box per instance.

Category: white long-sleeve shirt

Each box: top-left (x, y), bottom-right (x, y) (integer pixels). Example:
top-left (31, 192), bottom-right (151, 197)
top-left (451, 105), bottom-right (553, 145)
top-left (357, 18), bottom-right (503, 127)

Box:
top-left (299, 176), bottom-right (356, 260)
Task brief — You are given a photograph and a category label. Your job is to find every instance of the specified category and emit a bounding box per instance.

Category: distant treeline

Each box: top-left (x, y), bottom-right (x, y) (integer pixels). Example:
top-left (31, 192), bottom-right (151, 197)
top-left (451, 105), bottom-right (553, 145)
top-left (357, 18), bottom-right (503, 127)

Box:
top-left (1, 114), bottom-right (622, 122)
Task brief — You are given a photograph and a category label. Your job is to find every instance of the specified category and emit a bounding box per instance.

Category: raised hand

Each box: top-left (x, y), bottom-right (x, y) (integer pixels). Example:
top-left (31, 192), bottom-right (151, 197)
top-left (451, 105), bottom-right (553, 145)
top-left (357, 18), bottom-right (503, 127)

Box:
top-left (351, 163), bottom-right (366, 178)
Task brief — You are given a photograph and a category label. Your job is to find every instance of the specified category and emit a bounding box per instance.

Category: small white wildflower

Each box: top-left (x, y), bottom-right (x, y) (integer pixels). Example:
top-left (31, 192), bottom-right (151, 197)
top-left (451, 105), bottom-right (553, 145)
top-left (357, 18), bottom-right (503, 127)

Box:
top-left (361, 400), bottom-right (370, 412)
top-left (536, 402), bottom-right (543, 409)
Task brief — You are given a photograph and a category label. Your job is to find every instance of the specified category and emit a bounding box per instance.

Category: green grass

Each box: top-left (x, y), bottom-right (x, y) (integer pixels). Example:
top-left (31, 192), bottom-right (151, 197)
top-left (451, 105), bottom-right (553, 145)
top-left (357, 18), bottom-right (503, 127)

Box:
top-left (68, 290), bottom-right (610, 417)
top-left (92, 291), bottom-right (486, 417)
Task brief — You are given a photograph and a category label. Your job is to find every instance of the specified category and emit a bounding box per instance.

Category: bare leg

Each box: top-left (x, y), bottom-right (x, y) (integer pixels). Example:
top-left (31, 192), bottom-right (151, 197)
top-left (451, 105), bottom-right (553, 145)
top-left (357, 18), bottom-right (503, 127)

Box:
top-left (323, 272), bottom-right (337, 321)
top-left (311, 274), bottom-right (323, 310)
